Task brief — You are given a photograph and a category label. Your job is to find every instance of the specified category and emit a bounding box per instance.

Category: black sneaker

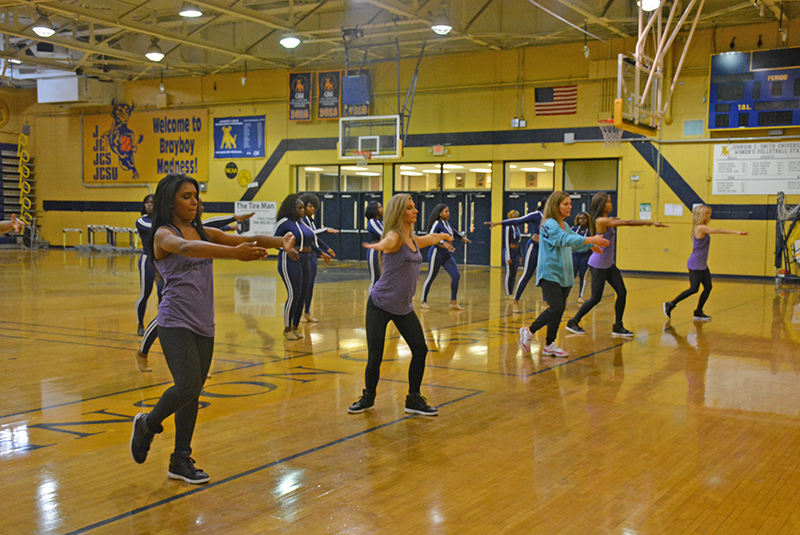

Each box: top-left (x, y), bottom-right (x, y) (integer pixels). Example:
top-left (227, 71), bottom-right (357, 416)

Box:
top-left (693, 311), bottom-right (711, 321)
top-left (347, 390), bottom-right (375, 414)
top-left (405, 393), bottom-right (438, 416)
top-left (611, 324), bottom-right (634, 337)
top-left (130, 413), bottom-right (155, 464)
top-left (663, 302), bottom-right (675, 318)
top-left (565, 321), bottom-right (585, 335)
top-left (168, 453), bottom-right (210, 484)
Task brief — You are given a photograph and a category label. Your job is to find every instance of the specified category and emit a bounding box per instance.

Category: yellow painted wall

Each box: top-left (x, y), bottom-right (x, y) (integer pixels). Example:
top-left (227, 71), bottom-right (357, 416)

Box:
top-left (3, 19), bottom-right (799, 278)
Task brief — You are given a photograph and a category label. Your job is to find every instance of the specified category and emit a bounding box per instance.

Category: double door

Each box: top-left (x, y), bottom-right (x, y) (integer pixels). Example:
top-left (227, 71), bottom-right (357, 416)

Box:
top-left (402, 191), bottom-right (491, 266)
top-left (312, 191), bottom-right (383, 261)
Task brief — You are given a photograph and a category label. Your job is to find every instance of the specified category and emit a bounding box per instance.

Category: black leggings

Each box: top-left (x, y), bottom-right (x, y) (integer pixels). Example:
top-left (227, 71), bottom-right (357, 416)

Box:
top-left (570, 265), bottom-right (627, 326)
top-left (149, 326), bottom-right (213, 454)
top-left (364, 298), bottom-right (427, 396)
top-left (670, 268), bottom-right (712, 313)
top-left (529, 280), bottom-right (571, 345)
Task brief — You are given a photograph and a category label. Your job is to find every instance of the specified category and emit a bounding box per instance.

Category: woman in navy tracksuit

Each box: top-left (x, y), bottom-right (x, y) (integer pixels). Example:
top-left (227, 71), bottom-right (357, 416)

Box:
top-left (365, 201), bottom-right (384, 293)
top-left (485, 209), bottom-right (523, 298)
top-left (274, 194), bottom-right (325, 340)
top-left (571, 211), bottom-right (591, 303)
top-left (486, 199), bottom-right (545, 310)
top-left (135, 194), bottom-right (158, 339)
top-left (299, 193), bottom-right (335, 323)
top-left (421, 204), bottom-right (471, 310)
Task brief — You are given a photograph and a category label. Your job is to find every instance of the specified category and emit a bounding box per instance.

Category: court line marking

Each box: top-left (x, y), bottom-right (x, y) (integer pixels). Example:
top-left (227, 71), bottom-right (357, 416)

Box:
top-left (62, 387), bottom-right (483, 535)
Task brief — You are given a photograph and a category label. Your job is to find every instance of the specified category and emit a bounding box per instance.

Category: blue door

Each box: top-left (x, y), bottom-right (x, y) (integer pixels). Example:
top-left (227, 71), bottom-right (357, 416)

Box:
top-left (567, 191), bottom-right (617, 226)
top-left (337, 192), bottom-right (361, 260)
top-left (503, 192), bottom-right (549, 240)
top-left (318, 193), bottom-right (341, 254)
top-left (443, 192), bottom-right (491, 265)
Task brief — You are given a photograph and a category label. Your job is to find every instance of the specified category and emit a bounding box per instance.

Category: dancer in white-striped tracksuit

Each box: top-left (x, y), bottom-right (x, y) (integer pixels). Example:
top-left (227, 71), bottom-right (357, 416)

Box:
top-left (420, 203), bottom-right (471, 310)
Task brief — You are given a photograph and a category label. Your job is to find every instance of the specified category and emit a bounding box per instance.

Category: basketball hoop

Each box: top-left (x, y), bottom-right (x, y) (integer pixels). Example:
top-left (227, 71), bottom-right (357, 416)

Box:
top-left (353, 150), bottom-right (372, 167)
top-left (598, 119), bottom-right (623, 148)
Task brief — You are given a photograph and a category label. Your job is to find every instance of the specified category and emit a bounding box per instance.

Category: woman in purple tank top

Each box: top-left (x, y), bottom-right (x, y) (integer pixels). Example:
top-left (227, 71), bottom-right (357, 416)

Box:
top-left (129, 173), bottom-right (295, 485)
top-left (348, 193), bottom-right (453, 417)
top-left (663, 204), bottom-right (747, 321)
top-left (566, 192), bottom-right (667, 337)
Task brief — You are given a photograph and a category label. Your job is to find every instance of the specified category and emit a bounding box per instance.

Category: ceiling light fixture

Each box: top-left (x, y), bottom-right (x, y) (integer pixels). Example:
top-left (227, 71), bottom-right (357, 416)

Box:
top-left (280, 34), bottom-right (301, 49)
top-left (32, 13), bottom-right (55, 38)
top-left (431, 13), bottom-right (452, 36)
top-left (7, 58), bottom-right (22, 65)
top-left (145, 39), bottom-right (165, 62)
top-left (179, 3), bottom-right (203, 17)
top-left (638, 0), bottom-right (662, 12)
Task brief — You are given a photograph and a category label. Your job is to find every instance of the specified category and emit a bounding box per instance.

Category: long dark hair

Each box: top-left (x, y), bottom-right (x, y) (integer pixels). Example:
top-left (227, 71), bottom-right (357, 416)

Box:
top-left (427, 203), bottom-right (448, 232)
top-left (277, 194), bottom-right (302, 221)
top-left (140, 194), bottom-right (154, 215)
top-left (588, 192), bottom-right (610, 235)
top-left (145, 173), bottom-right (209, 259)
top-left (365, 201), bottom-right (382, 220)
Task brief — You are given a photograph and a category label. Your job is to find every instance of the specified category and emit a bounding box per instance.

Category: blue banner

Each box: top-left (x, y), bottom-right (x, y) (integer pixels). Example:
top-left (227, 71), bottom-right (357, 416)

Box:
top-left (213, 115), bottom-right (265, 158)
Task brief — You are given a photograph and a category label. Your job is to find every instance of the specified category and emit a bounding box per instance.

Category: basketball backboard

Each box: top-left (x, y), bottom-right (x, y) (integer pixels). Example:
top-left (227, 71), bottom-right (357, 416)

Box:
top-left (339, 114), bottom-right (402, 160)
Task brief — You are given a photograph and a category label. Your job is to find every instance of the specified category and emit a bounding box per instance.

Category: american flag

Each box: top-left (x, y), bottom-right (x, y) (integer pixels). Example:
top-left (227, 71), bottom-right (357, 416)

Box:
top-left (535, 85), bottom-right (578, 115)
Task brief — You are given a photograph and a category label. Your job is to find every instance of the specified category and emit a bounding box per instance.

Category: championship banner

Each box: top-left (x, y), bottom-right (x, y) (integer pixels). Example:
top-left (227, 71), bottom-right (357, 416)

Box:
top-left (343, 69), bottom-right (370, 117)
top-left (289, 72), bottom-right (312, 121)
top-left (83, 104), bottom-right (208, 183)
top-left (317, 70), bottom-right (341, 120)
top-left (213, 115), bottom-right (265, 158)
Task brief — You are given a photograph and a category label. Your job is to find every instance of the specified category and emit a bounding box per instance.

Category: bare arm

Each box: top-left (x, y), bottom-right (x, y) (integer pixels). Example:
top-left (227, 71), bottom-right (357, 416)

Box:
top-left (601, 217), bottom-right (667, 229)
top-left (234, 212), bottom-right (255, 221)
top-left (363, 230), bottom-right (402, 253)
top-left (416, 232), bottom-right (453, 249)
top-left (154, 226), bottom-right (268, 261)
top-left (696, 224), bottom-right (747, 236)
top-left (0, 214), bottom-right (23, 233)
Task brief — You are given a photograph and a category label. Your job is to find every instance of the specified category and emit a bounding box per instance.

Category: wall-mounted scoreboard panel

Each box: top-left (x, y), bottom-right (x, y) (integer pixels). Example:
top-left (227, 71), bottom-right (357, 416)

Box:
top-left (709, 47), bottom-right (800, 131)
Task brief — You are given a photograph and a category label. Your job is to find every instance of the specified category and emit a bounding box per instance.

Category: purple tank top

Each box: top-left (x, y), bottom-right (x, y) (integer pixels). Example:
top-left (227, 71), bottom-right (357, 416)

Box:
top-left (687, 233), bottom-right (710, 271)
top-left (369, 238), bottom-right (423, 315)
top-left (154, 225), bottom-right (215, 337)
top-left (588, 227), bottom-right (616, 269)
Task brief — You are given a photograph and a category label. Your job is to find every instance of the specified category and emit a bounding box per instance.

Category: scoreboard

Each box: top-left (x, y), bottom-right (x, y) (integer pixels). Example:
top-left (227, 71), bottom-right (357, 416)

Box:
top-left (709, 47), bottom-right (800, 130)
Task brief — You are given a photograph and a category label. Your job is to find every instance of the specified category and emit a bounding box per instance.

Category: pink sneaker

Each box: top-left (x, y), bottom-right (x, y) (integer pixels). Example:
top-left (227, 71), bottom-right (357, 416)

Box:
top-left (518, 326), bottom-right (532, 353)
top-left (542, 343), bottom-right (568, 357)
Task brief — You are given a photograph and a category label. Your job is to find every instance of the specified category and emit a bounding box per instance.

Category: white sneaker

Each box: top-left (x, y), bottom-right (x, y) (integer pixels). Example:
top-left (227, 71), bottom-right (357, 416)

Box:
top-left (542, 343), bottom-right (568, 357)
top-left (518, 326), bottom-right (532, 353)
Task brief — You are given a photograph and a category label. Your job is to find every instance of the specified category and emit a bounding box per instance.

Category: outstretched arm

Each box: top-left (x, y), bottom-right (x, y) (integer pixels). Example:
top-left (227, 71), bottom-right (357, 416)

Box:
top-left (155, 227), bottom-right (269, 261)
top-left (698, 224), bottom-right (747, 236)
top-left (363, 230), bottom-right (402, 253)
top-left (0, 214), bottom-right (23, 234)
top-left (416, 232), bottom-right (453, 249)
top-left (602, 217), bottom-right (668, 229)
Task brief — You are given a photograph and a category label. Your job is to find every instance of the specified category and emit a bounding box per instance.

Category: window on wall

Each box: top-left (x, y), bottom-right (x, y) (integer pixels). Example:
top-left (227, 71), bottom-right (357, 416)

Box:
top-left (298, 164), bottom-right (382, 192)
top-left (563, 159), bottom-right (618, 190)
top-left (298, 165), bottom-right (339, 191)
top-left (340, 164), bottom-right (383, 191)
top-left (505, 161), bottom-right (555, 191)
top-left (393, 163), bottom-right (492, 191)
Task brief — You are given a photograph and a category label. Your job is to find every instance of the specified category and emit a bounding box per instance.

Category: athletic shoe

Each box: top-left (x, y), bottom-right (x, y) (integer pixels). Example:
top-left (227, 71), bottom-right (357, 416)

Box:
top-left (565, 321), bottom-right (585, 335)
top-left (663, 301), bottom-right (675, 318)
top-left (518, 326), bottom-right (532, 353)
top-left (130, 413), bottom-right (155, 464)
top-left (693, 311), bottom-right (711, 321)
top-left (542, 343), bottom-right (568, 357)
top-left (449, 303), bottom-right (465, 311)
top-left (168, 453), bottom-right (210, 484)
top-left (137, 325), bottom-right (145, 337)
top-left (283, 330), bottom-right (300, 340)
top-left (577, 297), bottom-right (585, 304)
top-left (420, 301), bottom-right (430, 309)
top-left (347, 390), bottom-right (375, 414)
top-left (404, 393), bottom-right (438, 416)
top-left (611, 324), bottom-right (635, 338)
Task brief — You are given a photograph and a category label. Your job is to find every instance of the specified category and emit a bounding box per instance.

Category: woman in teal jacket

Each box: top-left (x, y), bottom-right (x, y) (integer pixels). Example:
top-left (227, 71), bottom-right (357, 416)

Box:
top-left (518, 191), bottom-right (608, 358)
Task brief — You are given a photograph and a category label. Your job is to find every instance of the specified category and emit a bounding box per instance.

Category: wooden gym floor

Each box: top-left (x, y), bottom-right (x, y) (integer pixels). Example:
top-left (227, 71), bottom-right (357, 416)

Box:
top-left (2, 249), bottom-right (800, 534)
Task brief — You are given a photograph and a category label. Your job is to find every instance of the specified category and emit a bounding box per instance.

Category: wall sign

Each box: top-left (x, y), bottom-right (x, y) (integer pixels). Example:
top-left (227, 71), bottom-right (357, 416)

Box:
top-left (213, 116), bottom-right (265, 158)
top-left (713, 142), bottom-right (800, 195)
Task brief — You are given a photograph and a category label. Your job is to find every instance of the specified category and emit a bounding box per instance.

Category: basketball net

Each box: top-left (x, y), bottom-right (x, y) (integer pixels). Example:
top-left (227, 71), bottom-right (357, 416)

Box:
top-left (598, 119), bottom-right (623, 148)
top-left (353, 150), bottom-right (372, 167)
